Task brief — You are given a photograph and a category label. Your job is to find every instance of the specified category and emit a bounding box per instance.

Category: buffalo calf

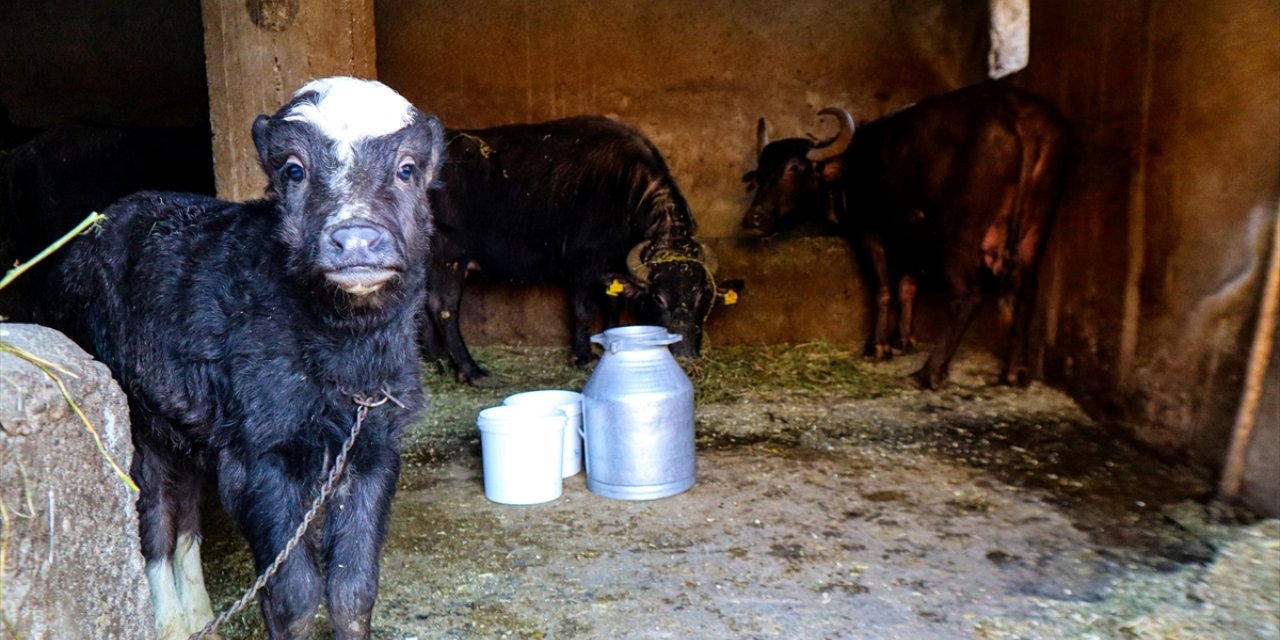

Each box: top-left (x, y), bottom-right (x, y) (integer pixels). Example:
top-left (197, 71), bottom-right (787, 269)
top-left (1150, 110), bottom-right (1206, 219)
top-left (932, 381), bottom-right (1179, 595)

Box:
top-left (39, 77), bottom-right (444, 639)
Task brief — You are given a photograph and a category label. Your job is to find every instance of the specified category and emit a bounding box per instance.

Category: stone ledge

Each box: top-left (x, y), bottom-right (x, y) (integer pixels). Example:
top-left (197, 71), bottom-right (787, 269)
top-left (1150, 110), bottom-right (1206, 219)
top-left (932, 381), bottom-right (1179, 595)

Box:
top-left (0, 323), bottom-right (153, 640)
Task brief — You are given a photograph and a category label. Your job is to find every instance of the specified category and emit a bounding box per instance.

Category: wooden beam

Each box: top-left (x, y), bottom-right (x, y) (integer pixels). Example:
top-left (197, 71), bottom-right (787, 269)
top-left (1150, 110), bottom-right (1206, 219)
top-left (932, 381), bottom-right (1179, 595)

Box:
top-left (201, 0), bottom-right (375, 200)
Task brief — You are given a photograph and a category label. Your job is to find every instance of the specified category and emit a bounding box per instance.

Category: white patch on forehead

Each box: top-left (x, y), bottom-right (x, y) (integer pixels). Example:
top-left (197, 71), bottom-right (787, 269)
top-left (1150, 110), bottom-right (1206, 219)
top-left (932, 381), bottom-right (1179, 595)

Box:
top-left (284, 76), bottom-right (414, 149)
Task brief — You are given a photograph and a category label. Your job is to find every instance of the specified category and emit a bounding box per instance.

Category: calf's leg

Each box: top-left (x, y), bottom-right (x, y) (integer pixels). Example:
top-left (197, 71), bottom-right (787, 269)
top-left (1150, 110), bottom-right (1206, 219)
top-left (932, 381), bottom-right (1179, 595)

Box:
top-left (323, 448), bottom-right (400, 639)
top-left (133, 423), bottom-right (214, 640)
top-left (171, 469), bottom-right (215, 635)
top-left (219, 451), bottom-right (323, 640)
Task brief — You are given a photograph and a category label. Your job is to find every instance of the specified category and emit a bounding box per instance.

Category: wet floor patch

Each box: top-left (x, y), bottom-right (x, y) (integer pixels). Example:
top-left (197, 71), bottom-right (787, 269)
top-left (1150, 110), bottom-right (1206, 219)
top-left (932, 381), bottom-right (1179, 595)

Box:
top-left (199, 345), bottom-right (1277, 639)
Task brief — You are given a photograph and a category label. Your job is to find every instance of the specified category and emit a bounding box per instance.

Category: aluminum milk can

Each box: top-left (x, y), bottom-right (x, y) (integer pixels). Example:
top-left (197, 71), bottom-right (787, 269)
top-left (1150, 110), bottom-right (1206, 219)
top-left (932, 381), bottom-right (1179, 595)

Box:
top-left (582, 325), bottom-right (696, 500)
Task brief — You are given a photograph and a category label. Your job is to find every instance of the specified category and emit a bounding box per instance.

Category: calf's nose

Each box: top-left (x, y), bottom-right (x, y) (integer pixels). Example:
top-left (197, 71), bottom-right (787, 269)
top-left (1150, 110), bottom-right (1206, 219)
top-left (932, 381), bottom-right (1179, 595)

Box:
top-left (325, 224), bottom-right (393, 265)
top-left (330, 224), bottom-right (384, 252)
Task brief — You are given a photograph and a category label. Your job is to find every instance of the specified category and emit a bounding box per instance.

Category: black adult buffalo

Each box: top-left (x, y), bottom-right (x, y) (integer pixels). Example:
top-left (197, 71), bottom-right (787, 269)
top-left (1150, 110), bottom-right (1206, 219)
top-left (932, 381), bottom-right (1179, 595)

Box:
top-left (1, 120), bottom-right (214, 255)
top-left (0, 121), bottom-right (214, 321)
top-left (38, 77), bottom-right (444, 639)
top-left (742, 82), bottom-right (1067, 389)
top-left (424, 116), bottom-right (741, 383)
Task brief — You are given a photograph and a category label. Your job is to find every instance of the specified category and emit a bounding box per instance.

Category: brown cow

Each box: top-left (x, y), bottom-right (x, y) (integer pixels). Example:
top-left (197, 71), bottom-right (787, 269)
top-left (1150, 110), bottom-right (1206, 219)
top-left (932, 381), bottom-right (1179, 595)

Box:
top-left (742, 81), bottom-right (1067, 388)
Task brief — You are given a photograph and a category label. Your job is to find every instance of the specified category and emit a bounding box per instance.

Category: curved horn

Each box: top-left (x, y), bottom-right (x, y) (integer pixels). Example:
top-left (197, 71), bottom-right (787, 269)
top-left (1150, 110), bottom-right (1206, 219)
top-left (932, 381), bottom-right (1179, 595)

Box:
top-left (626, 241), bottom-right (652, 281)
top-left (805, 107), bottom-right (855, 163)
top-left (756, 117), bottom-right (771, 156)
top-left (698, 242), bottom-right (719, 275)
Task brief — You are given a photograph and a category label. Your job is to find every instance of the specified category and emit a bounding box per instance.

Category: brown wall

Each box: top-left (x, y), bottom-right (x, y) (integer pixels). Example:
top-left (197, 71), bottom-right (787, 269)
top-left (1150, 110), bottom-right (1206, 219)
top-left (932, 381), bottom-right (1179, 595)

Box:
top-left (1019, 0), bottom-right (1280, 512)
top-left (377, 0), bottom-right (989, 347)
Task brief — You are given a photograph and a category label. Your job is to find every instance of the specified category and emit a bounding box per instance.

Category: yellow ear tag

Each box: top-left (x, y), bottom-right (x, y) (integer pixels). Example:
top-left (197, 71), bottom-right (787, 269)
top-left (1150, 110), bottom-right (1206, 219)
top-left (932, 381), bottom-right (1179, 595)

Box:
top-left (606, 279), bottom-right (624, 297)
top-left (724, 290), bottom-right (739, 305)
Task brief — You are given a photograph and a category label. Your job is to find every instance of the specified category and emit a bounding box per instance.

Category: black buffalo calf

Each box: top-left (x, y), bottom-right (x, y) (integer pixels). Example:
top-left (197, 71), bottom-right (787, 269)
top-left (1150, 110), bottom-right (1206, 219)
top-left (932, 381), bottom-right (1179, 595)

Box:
top-left (39, 77), bottom-right (443, 640)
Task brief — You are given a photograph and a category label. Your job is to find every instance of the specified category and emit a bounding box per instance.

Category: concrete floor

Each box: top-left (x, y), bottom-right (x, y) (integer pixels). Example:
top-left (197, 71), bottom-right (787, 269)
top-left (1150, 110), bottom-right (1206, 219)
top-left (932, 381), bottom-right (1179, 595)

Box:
top-left (201, 345), bottom-right (1279, 639)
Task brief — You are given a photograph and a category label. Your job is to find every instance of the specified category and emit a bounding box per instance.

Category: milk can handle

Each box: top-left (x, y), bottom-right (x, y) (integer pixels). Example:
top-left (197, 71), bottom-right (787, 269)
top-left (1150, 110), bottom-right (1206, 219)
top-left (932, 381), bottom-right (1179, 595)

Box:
top-left (590, 331), bottom-right (683, 353)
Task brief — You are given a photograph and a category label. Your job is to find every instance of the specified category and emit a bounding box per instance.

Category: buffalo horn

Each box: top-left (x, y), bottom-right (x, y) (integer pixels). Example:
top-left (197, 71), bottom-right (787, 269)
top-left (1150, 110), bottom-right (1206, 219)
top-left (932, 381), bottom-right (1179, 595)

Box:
top-left (699, 242), bottom-right (719, 275)
top-left (756, 117), bottom-right (770, 156)
top-left (626, 241), bottom-right (652, 281)
top-left (805, 107), bottom-right (855, 163)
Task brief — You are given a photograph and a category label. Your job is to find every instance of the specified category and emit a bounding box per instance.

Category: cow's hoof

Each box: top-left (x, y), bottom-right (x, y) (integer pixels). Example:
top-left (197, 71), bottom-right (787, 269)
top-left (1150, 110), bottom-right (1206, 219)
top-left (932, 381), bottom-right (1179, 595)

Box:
top-left (470, 374), bottom-right (507, 389)
top-left (893, 337), bottom-right (916, 353)
top-left (909, 367), bottom-right (945, 390)
top-left (570, 352), bottom-right (599, 368)
top-left (1001, 365), bottom-right (1031, 387)
top-left (864, 343), bottom-right (893, 362)
top-left (457, 368), bottom-right (493, 385)
top-left (424, 357), bottom-right (450, 376)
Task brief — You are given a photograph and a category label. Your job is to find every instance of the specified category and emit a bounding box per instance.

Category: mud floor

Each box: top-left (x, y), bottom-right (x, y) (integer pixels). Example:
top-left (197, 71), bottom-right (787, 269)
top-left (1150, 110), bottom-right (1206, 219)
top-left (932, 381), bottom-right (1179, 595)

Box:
top-left (201, 344), bottom-right (1279, 639)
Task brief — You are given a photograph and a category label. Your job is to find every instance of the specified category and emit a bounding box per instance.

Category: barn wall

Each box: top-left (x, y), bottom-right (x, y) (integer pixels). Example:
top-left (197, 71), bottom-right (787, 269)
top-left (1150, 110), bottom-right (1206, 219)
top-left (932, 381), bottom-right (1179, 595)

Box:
top-left (1019, 0), bottom-right (1280, 512)
top-left (376, 0), bottom-right (989, 347)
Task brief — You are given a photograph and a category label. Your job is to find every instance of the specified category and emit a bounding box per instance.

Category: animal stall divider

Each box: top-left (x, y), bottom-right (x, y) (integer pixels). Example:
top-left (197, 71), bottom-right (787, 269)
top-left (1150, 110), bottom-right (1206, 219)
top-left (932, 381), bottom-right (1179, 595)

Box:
top-left (189, 389), bottom-right (403, 640)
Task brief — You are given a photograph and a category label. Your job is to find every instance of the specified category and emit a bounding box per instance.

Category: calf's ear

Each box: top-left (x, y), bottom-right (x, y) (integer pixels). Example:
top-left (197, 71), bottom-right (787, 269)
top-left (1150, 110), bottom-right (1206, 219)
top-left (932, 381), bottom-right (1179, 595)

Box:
top-left (252, 114), bottom-right (272, 173)
top-left (418, 114), bottom-right (446, 184)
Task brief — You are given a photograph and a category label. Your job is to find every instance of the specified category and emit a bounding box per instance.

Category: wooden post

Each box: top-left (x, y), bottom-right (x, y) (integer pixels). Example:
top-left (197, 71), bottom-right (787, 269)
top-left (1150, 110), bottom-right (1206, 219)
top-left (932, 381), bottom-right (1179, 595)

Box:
top-left (201, 0), bottom-right (376, 200)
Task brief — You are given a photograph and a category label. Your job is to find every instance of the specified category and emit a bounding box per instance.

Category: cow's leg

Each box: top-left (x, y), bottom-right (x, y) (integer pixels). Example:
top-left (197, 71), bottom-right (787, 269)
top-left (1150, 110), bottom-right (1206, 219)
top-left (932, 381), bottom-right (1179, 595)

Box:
top-left (427, 259), bottom-right (488, 383)
top-left (895, 274), bottom-right (918, 352)
top-left (861, 232), bottom-right (894, 361)
top-left (1001, 229), bottom-right (1047, 386)
top-left (323, 444), bottom-right (400, 640)
top-left (416, 306), bottom-right (446, 370)
top-left (569, 285), bottom-right (601, 367)
top-left (601, 293), bottom-right (625, 330)
top-left (219, 451), bottom-right (323, 640)
top-left (911, 276), bottom-right (982, 390)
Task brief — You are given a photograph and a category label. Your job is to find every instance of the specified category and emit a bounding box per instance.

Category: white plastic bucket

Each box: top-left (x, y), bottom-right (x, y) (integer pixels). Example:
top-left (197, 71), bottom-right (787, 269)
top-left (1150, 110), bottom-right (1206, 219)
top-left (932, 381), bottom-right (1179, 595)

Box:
top-left (503, 389), bottom-right (583, 478)
top-left (476, 405), bottom-right (566, 505)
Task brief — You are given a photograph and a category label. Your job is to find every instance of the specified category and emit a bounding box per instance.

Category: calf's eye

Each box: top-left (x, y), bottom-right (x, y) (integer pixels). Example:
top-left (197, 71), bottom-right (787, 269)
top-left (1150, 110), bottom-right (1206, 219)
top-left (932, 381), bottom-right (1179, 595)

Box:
top-left (398, 162), bottom-right (417, 181)
top-left (284, 161), bottom-right (306, 183)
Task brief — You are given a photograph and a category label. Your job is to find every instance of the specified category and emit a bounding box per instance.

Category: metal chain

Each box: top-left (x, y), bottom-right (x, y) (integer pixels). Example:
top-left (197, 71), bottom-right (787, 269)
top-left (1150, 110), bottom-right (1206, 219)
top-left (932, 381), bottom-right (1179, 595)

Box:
top-left (188, 391), bottom-right (397, 640)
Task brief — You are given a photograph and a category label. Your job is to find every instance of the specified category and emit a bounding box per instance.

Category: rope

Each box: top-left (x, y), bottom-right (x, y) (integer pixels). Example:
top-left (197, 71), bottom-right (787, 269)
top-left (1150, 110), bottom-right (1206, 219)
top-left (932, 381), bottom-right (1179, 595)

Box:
top-left (188, 390), bottom-right (400, 640)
